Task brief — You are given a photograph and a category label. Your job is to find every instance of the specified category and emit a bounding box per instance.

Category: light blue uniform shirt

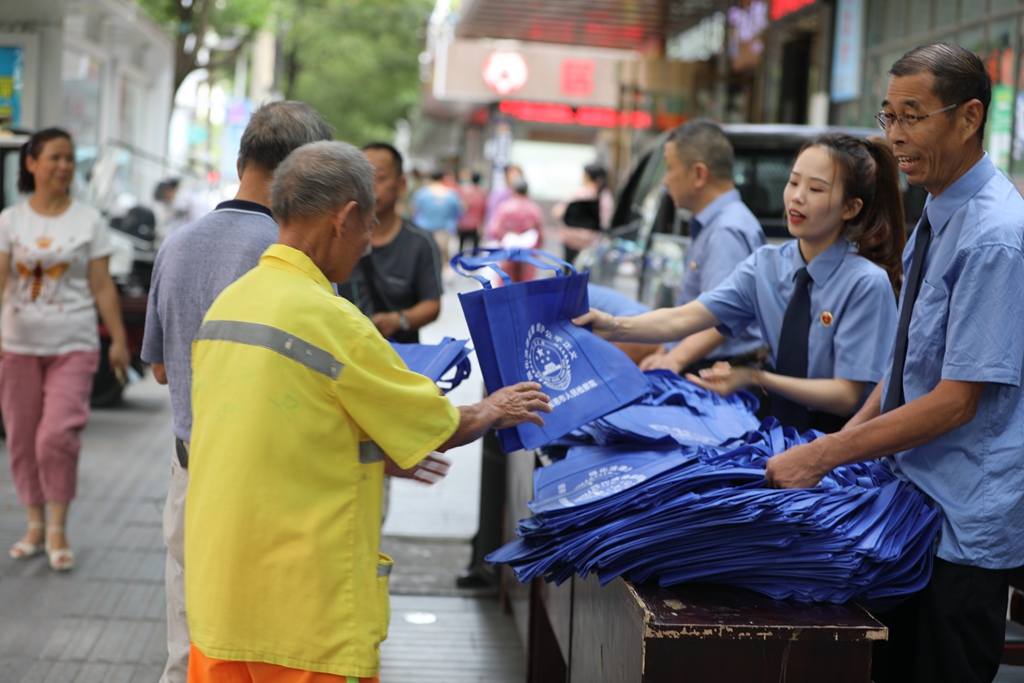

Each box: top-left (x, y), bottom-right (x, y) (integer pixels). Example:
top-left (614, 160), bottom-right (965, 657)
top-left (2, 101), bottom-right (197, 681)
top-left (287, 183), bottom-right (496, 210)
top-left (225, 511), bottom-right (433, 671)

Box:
top-left (698, 237), bottom-right (897, 389)
top-left (588, 284), bottom-right (651, 317)
top-left (676, 189), bottom-right (766, 359)
top-left (884, 153), bottom-right (1024, 570)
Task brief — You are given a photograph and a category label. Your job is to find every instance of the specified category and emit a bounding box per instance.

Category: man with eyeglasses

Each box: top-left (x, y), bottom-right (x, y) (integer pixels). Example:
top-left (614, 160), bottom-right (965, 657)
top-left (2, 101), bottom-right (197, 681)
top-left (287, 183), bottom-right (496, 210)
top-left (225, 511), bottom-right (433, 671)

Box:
top-left (764, 42), bottom-right (1024, 683)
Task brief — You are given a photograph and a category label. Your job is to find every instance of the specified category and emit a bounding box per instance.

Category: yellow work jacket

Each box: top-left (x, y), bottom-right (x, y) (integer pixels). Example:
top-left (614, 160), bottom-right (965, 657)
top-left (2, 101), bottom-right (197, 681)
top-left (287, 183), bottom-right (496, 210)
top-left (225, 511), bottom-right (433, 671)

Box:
top-left (185, 244), bottom-right (460, 677)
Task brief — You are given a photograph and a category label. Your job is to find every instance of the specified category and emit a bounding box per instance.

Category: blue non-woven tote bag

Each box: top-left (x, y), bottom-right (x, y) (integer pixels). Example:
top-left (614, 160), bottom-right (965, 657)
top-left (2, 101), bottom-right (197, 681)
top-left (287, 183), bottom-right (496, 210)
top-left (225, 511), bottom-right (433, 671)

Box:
top-left (390, 337), bottom-right (473, 391)
top-left (453, 248), bottom-right (650, 452)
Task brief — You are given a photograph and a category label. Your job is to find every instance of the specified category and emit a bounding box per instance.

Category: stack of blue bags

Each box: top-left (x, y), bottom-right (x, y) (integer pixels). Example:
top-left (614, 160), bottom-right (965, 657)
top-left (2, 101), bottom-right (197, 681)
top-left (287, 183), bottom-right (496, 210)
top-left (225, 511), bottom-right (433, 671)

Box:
top-left (488, 372), bottom-right (943, 604)
top-left (391, 337), bottom-right (473, 391)
top-left (550, 370), bottom-right (761, 449)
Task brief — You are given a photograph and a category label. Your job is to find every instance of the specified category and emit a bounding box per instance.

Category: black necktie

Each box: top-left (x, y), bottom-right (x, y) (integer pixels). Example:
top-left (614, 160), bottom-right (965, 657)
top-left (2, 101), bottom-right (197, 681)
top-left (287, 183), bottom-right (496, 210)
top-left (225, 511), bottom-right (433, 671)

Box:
top-left (773, 267), bottom-right (813, 431)
top-left (882, 214), bottom-right (932, 413)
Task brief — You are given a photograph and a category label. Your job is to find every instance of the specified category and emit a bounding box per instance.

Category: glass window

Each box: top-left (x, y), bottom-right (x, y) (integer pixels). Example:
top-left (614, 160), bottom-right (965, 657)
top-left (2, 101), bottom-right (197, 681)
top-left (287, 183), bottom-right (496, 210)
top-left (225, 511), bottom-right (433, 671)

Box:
top-left (935, 1), bottom-right (957, 28)
top-left (910, 0), bottom-right (932, 35)
top-left (866, 0), bottom-right (886, 48)
top-left (959, 26), bottom-right (986, 56)
top-left (885, 1), bottom-right (908, 44)
top-left (961, 0), bottom-right (988, 22)
top-left (733, 152), bottom-right (794, 223)
top-left (60, 49), bottom-right (103, 175)
top-left (990, 17), bottom-right (1017, 87)
top-left (993, 0), bottom-right (1021, 12)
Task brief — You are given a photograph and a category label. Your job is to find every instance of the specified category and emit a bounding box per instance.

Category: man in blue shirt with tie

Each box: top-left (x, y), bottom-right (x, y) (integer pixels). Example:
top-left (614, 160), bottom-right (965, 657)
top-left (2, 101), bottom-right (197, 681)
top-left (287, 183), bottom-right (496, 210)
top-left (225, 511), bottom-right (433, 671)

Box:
top-left (767, 43), bottom-right (1024, 683)
top-left (640, 119), bottom-right (766, 374)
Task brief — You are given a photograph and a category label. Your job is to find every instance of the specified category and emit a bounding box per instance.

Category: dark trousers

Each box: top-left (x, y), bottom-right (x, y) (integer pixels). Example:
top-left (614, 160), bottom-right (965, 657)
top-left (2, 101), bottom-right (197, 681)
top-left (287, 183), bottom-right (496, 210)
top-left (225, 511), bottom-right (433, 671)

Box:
top-left (872, 557), bottom-right (1010, 683)
top-left (465, 429), bottom-right (506, 578)
top-left (458, 229), bottom-right (480, 254)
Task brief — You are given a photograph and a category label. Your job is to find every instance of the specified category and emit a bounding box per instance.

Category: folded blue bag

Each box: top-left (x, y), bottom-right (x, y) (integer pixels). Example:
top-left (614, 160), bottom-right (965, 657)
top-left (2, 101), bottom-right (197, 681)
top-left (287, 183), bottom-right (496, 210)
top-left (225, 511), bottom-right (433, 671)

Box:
top-left (390, 337), bottom-right (473, 391)
top-left (488, 417), bottom-right (943, 604)
top-left (453, 248), bottom-right (650, 452)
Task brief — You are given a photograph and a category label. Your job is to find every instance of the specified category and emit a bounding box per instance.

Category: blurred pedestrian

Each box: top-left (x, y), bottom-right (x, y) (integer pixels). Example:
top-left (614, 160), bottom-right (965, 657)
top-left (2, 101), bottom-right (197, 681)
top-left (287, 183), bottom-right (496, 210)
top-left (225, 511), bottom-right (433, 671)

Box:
top-left (489, 178), bottom-right (545, 282)
top-left (483, 164), bottom-right (522, 240)
top-left (638, 120), bottom-right (766, 376)
top-left (183, 141), bottom-right (551, 683)
top-left (410, 169), bottom-right (463, 272)
top-left (456, 170), bottom-right (487, 253)
top-left (153, 177), bottom-right (185, 244)
top-left (0, 128), bottom-right (130, 572)
top-left (340, 142), bottom-right (443, 344)
top-left (141, 102), bottom-right (333, 683)
top-left (554, 162), bottom-right (615, 264)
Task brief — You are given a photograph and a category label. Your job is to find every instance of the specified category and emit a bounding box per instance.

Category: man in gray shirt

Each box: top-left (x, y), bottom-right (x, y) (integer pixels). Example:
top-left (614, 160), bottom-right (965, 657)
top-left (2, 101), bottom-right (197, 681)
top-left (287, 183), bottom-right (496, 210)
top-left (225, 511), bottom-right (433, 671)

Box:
top-left (141, 101), bottom-right (333, 683)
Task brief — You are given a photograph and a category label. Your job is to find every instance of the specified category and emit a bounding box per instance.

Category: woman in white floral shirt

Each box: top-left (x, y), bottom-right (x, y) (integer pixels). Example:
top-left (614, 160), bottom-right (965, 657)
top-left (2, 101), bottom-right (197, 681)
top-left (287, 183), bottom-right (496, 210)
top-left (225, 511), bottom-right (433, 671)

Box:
top-left (0, 128), bottom-right (129, 571)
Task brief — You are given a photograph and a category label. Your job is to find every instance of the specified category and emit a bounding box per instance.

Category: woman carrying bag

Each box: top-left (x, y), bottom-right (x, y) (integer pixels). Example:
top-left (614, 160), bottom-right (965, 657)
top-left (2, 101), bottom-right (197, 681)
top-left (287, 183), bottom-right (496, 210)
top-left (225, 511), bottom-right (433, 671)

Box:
top-left (576, 133), bottom-right (905, 434)
top-left (0, 128), bottom-right (129, 570)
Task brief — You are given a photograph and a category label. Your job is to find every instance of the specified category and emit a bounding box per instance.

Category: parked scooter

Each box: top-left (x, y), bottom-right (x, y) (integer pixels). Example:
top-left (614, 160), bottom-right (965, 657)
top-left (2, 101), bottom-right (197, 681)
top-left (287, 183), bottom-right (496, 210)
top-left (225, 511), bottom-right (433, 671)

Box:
top-left (91, 205), bottom-right (157, 406)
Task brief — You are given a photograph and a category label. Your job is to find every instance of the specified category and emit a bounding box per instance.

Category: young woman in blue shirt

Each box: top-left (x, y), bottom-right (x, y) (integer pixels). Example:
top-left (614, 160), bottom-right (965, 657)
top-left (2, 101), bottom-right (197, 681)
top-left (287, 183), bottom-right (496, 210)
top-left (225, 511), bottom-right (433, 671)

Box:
top-left (576, 133), bottom-right (906, 433)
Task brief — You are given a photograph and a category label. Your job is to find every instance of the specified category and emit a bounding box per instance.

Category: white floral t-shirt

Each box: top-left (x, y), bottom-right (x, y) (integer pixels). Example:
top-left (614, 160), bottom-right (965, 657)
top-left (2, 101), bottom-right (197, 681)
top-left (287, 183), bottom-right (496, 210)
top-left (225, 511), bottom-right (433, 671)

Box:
top-left (0, 200), bottom-right (113, 355)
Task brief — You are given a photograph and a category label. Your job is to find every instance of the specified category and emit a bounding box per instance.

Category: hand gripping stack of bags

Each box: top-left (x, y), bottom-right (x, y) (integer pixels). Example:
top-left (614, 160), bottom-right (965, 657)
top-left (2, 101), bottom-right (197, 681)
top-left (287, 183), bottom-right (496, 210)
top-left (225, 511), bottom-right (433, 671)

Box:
top-left (451, 247), bottom-right (942, 604)
top-left (487, 419), bottom-right (942, 604)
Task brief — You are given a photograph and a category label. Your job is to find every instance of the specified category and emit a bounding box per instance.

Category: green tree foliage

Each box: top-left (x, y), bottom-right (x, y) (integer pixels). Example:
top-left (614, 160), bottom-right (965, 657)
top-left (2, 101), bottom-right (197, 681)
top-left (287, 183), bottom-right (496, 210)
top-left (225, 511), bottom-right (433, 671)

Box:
top-left (280, 0), bottom-right (433, 145)
top-left (135, 0), bottom-right (275, 93)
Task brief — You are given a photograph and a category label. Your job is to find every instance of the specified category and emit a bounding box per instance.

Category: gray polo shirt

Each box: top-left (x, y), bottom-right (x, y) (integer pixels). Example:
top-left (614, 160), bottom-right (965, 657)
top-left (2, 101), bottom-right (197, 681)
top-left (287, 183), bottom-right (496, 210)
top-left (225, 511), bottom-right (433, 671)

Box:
top-left (141, 200), bottom-right (278, 442)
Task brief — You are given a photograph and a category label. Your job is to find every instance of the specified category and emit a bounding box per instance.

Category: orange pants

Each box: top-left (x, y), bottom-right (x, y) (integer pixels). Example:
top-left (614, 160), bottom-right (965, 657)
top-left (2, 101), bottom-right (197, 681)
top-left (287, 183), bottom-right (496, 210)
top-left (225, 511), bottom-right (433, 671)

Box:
top-left (188, 643), bottom-right (380, 683)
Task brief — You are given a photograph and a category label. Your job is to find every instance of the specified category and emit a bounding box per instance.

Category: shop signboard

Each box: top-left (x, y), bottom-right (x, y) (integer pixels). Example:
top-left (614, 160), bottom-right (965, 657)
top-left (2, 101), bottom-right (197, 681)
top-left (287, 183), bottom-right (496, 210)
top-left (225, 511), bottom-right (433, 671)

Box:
top-left (221, 99), bottom-right (253, 182)
top-left (666, 13), bottom-right (726, 63)
top-left (436, 39), bottom-right (636, 108)
top-left (728, 1), bottom-right (769, 72)
top-left (482, 51), bottom-right (529, 95)
top-left (988, 84), bottom-right (1013, 174)
top-left (0, 47), bottom-right (22, 128)
top-left (771, 0), bottom-right (815, 21)
top-left (830, 0), bottom-right (863, 103)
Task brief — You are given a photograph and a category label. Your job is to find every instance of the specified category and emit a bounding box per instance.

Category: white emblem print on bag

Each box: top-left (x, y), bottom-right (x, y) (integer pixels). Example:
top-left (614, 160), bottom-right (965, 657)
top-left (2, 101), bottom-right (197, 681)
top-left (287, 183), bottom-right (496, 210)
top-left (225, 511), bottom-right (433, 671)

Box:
top-left (524, 323), bottom-right (600, 409)
top-left (525, 323), bottom-right (574, 391)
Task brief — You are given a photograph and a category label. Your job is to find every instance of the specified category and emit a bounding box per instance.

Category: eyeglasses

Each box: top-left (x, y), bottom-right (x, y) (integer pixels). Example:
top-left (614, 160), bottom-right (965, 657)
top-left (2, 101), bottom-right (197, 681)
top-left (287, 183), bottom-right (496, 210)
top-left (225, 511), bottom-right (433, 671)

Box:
top-left (875, 102), bottom-right (963, 131)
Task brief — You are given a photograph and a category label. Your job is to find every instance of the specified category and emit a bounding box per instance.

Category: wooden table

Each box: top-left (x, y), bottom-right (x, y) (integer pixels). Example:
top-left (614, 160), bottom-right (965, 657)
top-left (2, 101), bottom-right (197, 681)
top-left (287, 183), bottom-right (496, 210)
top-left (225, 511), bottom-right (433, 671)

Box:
top-left (503, 449), bottom-right (888, 683)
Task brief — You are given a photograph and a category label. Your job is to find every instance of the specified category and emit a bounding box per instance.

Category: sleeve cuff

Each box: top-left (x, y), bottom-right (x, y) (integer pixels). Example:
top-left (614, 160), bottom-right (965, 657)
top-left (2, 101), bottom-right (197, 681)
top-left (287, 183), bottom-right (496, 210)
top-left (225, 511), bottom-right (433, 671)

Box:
top-left (390, 401), bottom-right (461, 470)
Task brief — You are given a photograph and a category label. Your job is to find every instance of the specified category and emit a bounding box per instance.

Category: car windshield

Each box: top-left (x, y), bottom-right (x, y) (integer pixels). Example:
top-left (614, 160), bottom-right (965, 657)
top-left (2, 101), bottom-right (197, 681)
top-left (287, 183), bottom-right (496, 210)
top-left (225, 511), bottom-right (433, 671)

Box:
top-left (733, 151), bottom-right (793, 222)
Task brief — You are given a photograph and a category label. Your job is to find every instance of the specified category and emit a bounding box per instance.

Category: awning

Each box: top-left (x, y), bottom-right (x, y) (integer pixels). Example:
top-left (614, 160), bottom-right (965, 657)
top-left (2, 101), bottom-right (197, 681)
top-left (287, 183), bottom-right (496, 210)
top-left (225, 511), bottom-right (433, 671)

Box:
top-left (456, 0), bottom-right (724, 51)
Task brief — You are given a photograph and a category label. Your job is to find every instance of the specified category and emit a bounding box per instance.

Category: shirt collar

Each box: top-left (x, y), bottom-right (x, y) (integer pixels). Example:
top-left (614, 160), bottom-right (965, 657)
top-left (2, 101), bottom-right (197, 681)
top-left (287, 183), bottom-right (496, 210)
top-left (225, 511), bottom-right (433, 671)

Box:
top-left (259, 244), bottom-right (334, 294)
top-left (921, 153), bottom-right (996, 236)
top-left (790, 237), bottom-right (851, 286)
top-left (215, 199), bottom-right (273, 218)
top-left (694, 188), bottom-right (742, 230)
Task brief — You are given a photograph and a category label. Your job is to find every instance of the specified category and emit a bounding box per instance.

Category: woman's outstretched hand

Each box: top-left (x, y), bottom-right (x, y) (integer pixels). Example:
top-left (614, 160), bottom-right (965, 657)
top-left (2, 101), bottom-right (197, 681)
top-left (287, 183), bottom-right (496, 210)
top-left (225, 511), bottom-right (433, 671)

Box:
top-left (571, 308), bottom-right (617, 340)
top-left (685, 361), bottom-right (755, 397)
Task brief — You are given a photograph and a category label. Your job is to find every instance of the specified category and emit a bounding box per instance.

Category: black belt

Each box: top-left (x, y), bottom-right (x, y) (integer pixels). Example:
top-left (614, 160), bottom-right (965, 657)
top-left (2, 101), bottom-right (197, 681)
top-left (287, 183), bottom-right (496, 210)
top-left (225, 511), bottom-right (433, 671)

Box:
top-left (175, 437), bottom-right (189, 469)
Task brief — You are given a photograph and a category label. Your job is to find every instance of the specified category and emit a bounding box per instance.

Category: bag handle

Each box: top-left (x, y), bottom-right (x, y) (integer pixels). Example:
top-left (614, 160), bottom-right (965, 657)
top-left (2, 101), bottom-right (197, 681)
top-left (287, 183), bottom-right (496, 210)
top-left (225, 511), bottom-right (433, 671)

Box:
top-left (451, 248), bottom-right (575, 289)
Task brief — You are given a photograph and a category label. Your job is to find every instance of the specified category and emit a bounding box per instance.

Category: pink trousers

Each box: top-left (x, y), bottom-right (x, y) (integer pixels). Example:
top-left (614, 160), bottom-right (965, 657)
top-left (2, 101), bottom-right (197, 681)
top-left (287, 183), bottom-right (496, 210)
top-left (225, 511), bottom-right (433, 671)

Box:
top-left (0, 351), bottom-right (98, 506)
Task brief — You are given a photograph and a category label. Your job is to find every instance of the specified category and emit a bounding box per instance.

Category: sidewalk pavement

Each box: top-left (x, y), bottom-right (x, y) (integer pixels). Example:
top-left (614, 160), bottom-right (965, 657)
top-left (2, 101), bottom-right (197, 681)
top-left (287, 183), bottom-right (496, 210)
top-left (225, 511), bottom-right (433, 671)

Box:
top-left (0, 280), bottom-right (523, 683)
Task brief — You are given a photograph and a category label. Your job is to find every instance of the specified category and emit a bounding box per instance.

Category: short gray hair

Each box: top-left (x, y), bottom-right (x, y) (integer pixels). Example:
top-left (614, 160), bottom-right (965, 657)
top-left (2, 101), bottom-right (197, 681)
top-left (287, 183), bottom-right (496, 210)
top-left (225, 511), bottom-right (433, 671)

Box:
top-left (238, 101), bottom-right (334, 174)
top-left (271, 141), bottom-right (376, 225)
top-left (667, 119), bottom-right (734, 181)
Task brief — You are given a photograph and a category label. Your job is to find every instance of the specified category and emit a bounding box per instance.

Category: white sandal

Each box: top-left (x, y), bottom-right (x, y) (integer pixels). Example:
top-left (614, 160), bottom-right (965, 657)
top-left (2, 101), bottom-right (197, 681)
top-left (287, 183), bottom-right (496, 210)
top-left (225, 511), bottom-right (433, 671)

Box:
top-left (45, 526), bottom-right (74, 572)
top-left (9, 521), bottom-right (46, 560)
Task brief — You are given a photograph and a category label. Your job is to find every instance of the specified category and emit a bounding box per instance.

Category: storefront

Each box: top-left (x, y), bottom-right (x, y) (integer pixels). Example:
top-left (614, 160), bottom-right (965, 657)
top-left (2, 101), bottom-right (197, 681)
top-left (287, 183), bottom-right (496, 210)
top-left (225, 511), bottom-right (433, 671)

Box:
top-left (759, 0), bottom-right (833, 125)
top-left (838, 0), bottom-right (1024, 178)
top-left (420, 13), bottom-right (646, 199)
top-left (0, 0), bottom-right (174, 202)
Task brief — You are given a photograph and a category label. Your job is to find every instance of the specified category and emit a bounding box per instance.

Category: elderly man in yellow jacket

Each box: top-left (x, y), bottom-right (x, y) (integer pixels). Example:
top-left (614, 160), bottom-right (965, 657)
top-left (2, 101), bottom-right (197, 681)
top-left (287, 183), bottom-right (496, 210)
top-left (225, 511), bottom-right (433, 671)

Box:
top-left (184, 141), bottom-right (551, 683)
